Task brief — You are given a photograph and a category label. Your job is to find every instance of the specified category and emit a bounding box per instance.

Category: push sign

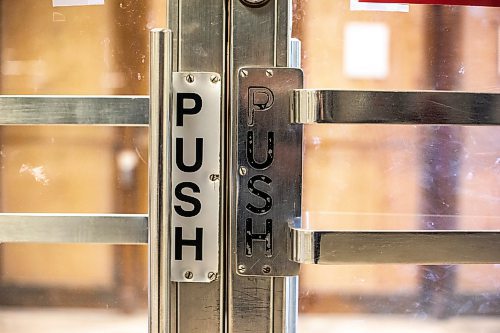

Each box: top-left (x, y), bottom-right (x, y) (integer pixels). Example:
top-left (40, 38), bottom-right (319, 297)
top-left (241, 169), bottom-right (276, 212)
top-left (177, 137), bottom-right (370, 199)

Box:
top-left (236, 68), bottom-right (303, 277)
top-left (171, 72), bottom-right (221, 283)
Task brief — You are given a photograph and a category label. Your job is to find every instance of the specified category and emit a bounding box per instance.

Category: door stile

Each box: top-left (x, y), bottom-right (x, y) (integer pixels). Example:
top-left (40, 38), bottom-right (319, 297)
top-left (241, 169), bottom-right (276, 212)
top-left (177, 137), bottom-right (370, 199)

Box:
top-left (228, 1), bottom-right (296, 332)
top-left (167, 1), bottom-right (226, 332)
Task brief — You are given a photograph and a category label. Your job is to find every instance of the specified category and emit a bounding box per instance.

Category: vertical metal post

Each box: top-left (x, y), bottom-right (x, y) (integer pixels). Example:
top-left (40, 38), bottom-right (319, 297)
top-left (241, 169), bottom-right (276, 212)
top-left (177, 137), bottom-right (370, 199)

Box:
top-left (149, 28), bottom-right (173, 333)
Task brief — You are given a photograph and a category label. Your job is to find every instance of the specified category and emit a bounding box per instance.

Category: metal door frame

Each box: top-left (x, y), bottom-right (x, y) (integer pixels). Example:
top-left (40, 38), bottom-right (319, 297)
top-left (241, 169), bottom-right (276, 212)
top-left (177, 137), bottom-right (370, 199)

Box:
top-left (166, 1), bottom-right (296, 332)
top-left (227, 1), bottom-right (298, 333)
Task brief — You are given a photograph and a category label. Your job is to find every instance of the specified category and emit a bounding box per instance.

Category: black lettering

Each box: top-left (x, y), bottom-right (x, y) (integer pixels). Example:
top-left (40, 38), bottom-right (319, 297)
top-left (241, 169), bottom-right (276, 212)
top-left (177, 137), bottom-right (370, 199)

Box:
top-left (176, 137), bottom-right (203, 172)
top-left (174, 227), bottom-right (203, 261)
top-left (247, 87), bottom-right (274, 126)
top-left (176, 93), bottom-right (202, 126)
top-left (174, 182), bottom-right (201, 217)
top-left (245, 218), bottom-right (273, 257)
top-left (246, 131), bottom-right (274, 170)
top-left (246, 175), bottom-right (272, 214)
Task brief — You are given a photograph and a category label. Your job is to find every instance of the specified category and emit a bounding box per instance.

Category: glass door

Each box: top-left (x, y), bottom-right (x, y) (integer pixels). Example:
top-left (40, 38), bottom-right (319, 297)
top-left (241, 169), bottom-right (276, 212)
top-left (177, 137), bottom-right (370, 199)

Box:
top-left (293, 1), bottom-right (500, 332)
top-left (0, 1), bottom-right (499, 333)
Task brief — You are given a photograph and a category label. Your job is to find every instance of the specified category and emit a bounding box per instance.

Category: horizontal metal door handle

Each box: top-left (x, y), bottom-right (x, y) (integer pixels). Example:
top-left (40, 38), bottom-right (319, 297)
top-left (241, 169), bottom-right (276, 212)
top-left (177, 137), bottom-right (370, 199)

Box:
top-left (289, 222), bottom-right (500, 265)
top-left (0, 95), bottom-right (149, 126)
top-left (291, 90), bottom-right (500, 125)
top-left (0, 213), bottom-right (148, 244)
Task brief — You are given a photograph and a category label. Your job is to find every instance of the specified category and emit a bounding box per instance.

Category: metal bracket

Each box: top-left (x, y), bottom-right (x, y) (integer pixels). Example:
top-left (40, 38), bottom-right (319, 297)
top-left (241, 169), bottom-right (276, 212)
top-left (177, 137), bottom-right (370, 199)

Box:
top-left (236, 67), bottom-right (303, 277)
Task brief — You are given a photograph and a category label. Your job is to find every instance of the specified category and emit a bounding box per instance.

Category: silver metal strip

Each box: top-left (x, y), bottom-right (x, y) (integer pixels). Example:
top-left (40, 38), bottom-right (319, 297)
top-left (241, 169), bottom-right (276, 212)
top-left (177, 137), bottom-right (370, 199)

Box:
top-left (0, 214), bottom-right (147, 244)
top-left (290, 226), bottom-right (500, 265)
top-left (149, 29), bottom-right (173, 333)
top-left (168, 0), bottom-right (225, 332)
top-left (292, 90), bottom-right (500, 125)
top-left (0, 95), bottom-right (149, 126)
top-left (283, 36), bottom-right (301, 333)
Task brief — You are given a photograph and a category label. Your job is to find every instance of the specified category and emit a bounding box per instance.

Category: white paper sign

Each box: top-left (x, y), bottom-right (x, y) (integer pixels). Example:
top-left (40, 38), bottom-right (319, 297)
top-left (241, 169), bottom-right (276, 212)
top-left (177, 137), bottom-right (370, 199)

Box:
top-left (53, 0), bottom-right (104, 7)
top-left (350, 0), bottom-right (409, 12)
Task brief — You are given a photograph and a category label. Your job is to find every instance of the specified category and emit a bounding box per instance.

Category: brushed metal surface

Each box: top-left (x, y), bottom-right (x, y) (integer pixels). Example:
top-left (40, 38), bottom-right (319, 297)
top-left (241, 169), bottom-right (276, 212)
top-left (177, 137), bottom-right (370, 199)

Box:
top-left (0, 214), bottom-right (147, 243)
top-left (0, 95), bottom-right (149, 125)
top-left (236, 67), bottom-right (302, 277)
top-left (229, 1), bottom-right (295, 332)
top-left (290, 225), bottom-right (500, 265)
top-left (292, 90), bottom-right (500, 125)
top-left (149, 29), bottom-right (172, 333)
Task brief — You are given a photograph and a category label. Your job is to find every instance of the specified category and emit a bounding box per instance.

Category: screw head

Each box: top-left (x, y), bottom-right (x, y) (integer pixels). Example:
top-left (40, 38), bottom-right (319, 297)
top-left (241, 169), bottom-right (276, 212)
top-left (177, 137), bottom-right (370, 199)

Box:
top-left (265, 69), bottom-right (274, 77)
top-left (209, 174), bottom-right (220, 181)
top-left (210, 75), bottom-right (220, 83)
top-left (239, 166), bottom-right (247, 176)
top-left (186, 74), bottom-right (195, 83)
top-left (184, 271), bottom-right (193, 279)
top-left (240, 0), bottom-right (270, 7)
top-left (262, 265), bottom-right (271, 274)
top-left (240, 70), bottom-right (248, 78)
top-left (237, 265), bottom-right (246, 273)
top-left (208, 272), bottom-right (218, 281)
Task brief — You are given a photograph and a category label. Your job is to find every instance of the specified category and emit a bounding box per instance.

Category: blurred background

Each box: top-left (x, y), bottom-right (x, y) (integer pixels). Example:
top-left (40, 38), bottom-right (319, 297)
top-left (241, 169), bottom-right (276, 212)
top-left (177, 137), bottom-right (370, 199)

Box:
top-left (0, 0), bottom-right (499, 332)
top-left (0, 0), bottom-right (163, 331)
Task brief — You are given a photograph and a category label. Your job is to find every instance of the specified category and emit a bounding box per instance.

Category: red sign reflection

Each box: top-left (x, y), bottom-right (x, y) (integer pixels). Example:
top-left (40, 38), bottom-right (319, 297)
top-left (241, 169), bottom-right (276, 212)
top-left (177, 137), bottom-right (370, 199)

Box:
top-left (360, 0), bottom-right (499, 7)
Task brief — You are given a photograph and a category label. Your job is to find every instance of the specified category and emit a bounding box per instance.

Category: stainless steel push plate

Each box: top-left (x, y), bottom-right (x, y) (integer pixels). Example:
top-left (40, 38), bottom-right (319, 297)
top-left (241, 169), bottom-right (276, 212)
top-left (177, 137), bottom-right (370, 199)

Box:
top-left (236, 67), bottom-right (303, 276)
top-left (171, 72), bottom-right (221, 283)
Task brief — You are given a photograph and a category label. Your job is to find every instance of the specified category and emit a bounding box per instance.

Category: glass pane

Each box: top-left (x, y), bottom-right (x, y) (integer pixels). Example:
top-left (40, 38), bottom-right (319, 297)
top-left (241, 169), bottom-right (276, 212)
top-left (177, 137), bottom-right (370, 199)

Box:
top-left (0, 244), bottom-right (148, 333)
top-left (1, 308), bottom-right (146, 333)
top-left (294, 0), bottom-right (500, 331)
top-left (0, 0), bottom-right (165, 331)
